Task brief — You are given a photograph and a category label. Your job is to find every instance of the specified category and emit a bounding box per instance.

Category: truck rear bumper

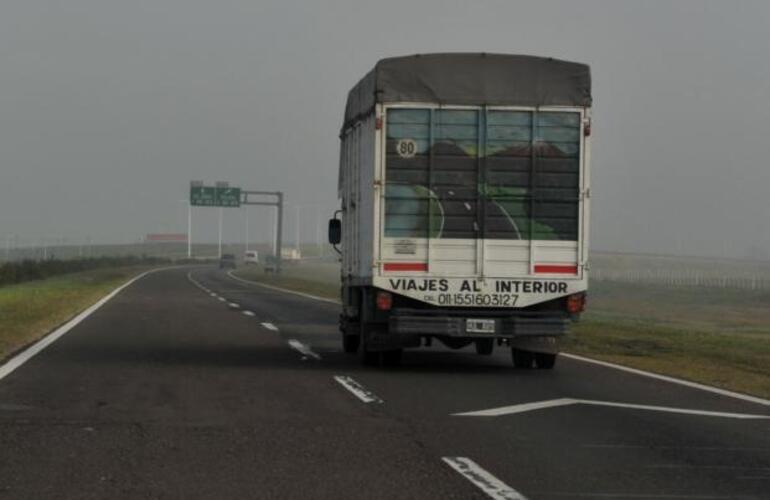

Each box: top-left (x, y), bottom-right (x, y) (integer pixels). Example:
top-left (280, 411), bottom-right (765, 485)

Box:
top-left (389, 309), bottom-right (569, 338)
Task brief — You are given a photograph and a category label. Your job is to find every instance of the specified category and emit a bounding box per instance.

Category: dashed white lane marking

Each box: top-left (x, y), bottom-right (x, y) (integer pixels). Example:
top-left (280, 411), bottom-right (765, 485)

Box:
top-left (288, 339), bottom-right (321, 360)
top-left (226, 270), bottom-right (340, 304)
top-left (228, 303), bottom-right (240, 308)
top-left (442, 457), bottom-right (527, 500)
top-left (186, 271), bottom-right (212, 292)
top-left (561, 353), bottom-right (770, 408)
top-left (333, 376), bottom-right (383, 404)
top-left (223, 266), bottom-right (770, 408)
top-left (261, 322), bottom-right (279, 331)
top-left (242, 311), bottom-right (256, 317)
top-left (221, 270), bottom-right (770, 410)
top-left (217, 297), bottom-right (226, 302)
top-left (453, 398), bottom-right (770, 420)
top-left (1, 266), bottom-right (179, 383)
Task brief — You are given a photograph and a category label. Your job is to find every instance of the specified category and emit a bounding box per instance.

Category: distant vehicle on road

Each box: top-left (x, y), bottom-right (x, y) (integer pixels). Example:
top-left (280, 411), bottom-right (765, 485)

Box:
top-left (330, 53), bottom-right (591, 368)
top-left (281, 248), bottom-right (301, 261)
top-left (219, 253), bottom-right (237, 269)
top-left (263, 255), bottom-right (279, 274)
top-left (244, 250), bottom-right (259, 265)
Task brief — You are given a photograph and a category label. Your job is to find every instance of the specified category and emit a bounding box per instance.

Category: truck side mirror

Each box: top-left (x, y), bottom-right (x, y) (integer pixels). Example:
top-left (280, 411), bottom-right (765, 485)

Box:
top-left (328, 218), bottom-right (341, 245)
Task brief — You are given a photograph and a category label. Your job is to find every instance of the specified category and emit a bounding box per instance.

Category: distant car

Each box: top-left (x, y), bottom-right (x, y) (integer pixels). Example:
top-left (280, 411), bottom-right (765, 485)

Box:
top-left (219, 253), bottom-right (237, 269)
top-left (244, 250), bottom-right (259, 265)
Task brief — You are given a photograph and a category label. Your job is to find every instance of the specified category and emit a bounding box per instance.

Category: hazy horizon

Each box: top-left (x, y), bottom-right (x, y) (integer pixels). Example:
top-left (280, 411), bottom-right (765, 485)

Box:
top-left (1, 0), bottom-right (769, 260)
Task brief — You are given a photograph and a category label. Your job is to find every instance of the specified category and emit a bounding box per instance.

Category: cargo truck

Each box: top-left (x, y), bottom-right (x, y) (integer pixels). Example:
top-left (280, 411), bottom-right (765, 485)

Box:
top-left (329, 53), bottom-right (591, 368)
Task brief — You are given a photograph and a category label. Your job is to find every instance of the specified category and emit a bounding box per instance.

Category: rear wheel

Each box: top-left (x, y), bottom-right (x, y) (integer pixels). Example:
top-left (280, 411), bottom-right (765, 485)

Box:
top-left (535, 352), bottom-right (557, 370)
top-left (342, 332), bottom-right (360, 354)
top-left (359, 329), bottom-right (380, 366)
top-left (511, 348), bottom-right (535, 369)
top-left (360, 346), bottom-right (380, 366)
top-left (475, 339), bottom-right (494, 356)
top-left (382, 349), bottom-right (403, 366)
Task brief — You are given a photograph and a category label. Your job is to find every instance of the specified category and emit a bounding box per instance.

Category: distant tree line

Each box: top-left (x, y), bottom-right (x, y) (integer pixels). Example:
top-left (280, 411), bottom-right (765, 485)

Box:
top-left (0, 256), bottom-right (171, 287)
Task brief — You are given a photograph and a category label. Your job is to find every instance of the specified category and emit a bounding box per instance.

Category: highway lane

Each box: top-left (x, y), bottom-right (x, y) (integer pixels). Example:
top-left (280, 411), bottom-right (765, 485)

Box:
top-left (192, 267), bottom-right (770, 499)
top-left (0, 267), bottom-right (472, 499)
top-left (0, 266), bottom-right (768, 499)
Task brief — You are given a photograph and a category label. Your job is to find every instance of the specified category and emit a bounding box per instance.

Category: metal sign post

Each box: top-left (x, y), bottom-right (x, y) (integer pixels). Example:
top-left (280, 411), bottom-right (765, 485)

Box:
top-left (187, 201), bottom-right (192, 259)
top-left (241, 190), bottom-right (284, 274)
top-left (189, 181), bottom-right (283, 272)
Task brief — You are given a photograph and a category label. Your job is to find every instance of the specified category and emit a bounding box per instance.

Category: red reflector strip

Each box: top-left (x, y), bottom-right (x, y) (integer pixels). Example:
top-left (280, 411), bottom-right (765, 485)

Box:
top-left (383, 262), bottom-right (428, 272)
top-left (534, 264), bottom-right (578, 275)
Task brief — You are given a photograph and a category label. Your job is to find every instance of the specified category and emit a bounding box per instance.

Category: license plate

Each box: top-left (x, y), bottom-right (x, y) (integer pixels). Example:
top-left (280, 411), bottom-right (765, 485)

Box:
top-left (466, 318), bottom-right (495, 334)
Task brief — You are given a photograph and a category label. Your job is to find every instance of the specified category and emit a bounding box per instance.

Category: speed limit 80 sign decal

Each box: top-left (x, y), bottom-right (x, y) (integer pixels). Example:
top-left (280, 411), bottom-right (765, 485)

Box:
top-left (396, 139), bottom-right (417, 158)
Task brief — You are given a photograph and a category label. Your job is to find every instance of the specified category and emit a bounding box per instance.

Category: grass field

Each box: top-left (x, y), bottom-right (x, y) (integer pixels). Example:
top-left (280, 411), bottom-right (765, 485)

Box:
top-left (0, 266), bottom-right (153, 361)
top-left (234, 261), bottom-right (770, 398)
top-left (565, 281), bottom-right (770, 398)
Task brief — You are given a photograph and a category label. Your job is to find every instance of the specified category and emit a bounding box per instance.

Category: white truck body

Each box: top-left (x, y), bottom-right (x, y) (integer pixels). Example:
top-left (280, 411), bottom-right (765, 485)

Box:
top-left (340, 104), bottom-right (590, 309)
top-left (244, 250), bottom-right (259, 264)
top-left (333, 54), bottom-right (592, 365)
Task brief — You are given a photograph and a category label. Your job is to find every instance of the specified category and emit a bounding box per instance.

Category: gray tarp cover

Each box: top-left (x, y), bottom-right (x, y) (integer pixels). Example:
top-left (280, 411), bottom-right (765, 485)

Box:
top-left (342, 53), bottom-right (591, 131)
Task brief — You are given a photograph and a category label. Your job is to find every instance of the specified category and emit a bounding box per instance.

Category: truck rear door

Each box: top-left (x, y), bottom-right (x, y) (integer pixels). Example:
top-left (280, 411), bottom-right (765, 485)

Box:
top-left (379, 105), bottom-right (587, 281)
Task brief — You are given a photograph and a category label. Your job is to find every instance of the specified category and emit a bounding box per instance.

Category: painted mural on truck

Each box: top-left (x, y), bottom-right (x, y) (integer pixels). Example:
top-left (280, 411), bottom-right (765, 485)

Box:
top-left (384, 108), bottom-right (581, 241)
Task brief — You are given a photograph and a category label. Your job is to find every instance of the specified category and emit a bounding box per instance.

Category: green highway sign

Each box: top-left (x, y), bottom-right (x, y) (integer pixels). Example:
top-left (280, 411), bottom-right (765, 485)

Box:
top-left (190, 186), bottom-right (218, 206)
top-left (190, 185), bottom-right (241, 207)
top-left (217, 187), bottom-right (241, 207)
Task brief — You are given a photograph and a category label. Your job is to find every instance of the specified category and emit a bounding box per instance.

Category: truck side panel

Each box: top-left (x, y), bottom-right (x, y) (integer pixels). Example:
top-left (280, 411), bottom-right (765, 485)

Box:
top-left (340, 113), bottom-right (376, 281)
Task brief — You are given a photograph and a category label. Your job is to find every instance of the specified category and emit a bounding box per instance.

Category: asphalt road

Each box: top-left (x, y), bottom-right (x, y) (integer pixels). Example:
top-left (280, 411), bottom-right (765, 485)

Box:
top-left (1, 266), bottom-right (769, 499)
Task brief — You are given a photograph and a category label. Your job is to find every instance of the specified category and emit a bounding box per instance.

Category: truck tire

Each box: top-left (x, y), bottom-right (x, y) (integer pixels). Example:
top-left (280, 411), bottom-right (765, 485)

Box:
top-left (511, 348), bottom-right (534, 369)
top-left (359, 330), bottom-right (380, 366)
top-left (382, 349), bottom-right (403, 366)
top-left (475, 339), bottom-right (494, 355)
top-left (342, 333), bottom-right (360, 354)
top-left (535, 352), bottom-right (557, 369)
top-left (360, 348), bottom-right (380, 366)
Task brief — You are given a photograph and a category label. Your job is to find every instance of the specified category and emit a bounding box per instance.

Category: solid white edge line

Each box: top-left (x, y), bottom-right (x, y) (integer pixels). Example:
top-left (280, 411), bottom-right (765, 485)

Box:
top-left (288, 339), bottom-right (321, 360)
top-left (578, 399), bottom-right (770, 419)
top-left (561, 353), bottom-right (770, 408)
top-left (226, 270), bottom-right (341, 305)
top-left (442, 457), bottom-right (527, 500)
top-left (0, 266), bottom-right (179, 383)
top-left (261, 322), bottom-right (279, 331)
top-left (333, 375), bottom-right (383, 404)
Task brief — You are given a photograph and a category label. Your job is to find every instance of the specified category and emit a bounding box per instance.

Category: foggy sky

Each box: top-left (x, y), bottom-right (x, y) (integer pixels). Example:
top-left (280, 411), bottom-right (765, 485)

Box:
top-left (1, 0), bottom-right (768, 259)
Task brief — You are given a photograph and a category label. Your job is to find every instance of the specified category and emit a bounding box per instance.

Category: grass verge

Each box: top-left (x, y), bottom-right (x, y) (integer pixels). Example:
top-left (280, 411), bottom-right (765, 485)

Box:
top-left (564, 281), bottom-right (770, 398)
top-left (233, 262), bottom-right (770, 399)
top-left (0, 266), bottom-right (155, 362)
top-left (565, 320), bottom-right (770, 398)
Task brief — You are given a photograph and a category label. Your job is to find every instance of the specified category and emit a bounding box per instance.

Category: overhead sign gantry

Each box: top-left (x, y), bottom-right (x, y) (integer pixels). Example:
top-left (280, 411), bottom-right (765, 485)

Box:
top-left (189, 181), bottom-right (284, 273)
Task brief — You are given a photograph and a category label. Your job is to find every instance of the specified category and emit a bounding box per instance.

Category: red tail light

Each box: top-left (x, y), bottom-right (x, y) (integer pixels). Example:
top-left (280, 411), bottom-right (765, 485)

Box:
top-left (566, 293), bottom-right (586, 314)
top-left (376, 291), bottom-right (392, 311)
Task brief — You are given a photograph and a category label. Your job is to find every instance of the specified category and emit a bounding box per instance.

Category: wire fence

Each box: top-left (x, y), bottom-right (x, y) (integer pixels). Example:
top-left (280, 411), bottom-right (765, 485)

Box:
top-left (591, 267), bottom-right (770, 291)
